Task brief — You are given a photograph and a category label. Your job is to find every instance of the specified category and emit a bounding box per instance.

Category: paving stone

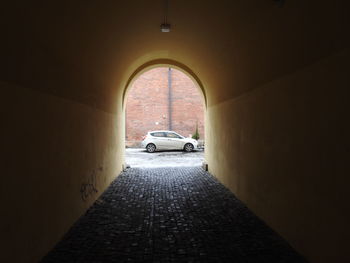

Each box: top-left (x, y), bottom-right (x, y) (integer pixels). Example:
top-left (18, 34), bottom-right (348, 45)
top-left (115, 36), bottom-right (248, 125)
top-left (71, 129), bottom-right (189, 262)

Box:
top-left (41, 167), bottom-right (307, 262)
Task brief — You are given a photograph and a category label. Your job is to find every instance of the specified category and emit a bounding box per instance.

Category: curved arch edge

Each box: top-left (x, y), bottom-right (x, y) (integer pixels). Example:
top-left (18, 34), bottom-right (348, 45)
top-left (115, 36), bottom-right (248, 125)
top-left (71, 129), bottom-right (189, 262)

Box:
top-left (122, 59), bottom-right (207, 108)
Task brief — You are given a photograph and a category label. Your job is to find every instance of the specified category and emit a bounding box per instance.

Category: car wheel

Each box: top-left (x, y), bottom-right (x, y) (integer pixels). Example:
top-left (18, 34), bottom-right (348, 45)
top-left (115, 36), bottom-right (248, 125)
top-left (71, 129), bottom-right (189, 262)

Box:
top-left (184, 143), bottom-right (194, 152)
top-left (146, 143), bottom-right (156, 153)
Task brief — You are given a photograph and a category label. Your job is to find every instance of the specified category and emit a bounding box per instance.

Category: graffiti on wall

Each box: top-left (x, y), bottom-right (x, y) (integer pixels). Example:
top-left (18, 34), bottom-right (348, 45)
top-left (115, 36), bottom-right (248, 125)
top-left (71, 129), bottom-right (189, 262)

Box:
top-left (80, 166), bottom-right (103, 201)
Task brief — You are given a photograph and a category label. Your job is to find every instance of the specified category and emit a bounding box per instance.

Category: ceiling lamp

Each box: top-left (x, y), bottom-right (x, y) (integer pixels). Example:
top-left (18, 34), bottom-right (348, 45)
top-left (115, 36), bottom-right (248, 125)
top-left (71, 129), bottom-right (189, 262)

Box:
top-left (161, 23), bottom-right (171, 33)
top-left (161, 0), bottom-right (171, 32)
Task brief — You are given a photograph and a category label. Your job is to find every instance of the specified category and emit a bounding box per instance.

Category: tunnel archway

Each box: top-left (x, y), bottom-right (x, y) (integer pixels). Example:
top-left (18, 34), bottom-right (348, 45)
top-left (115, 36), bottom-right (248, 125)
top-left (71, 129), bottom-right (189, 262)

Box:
top-left (2, 1), bottom-right (349, 261)
top-left (123, 60), bottom-right (206, 167)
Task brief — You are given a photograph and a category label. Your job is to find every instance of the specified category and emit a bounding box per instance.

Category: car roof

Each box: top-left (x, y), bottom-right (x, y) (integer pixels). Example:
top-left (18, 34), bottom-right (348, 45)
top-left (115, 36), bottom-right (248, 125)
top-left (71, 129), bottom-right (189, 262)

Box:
top-left (148, 130), bottom-right (175, 133)
top-left (148, 130), bottom-right (186, 138)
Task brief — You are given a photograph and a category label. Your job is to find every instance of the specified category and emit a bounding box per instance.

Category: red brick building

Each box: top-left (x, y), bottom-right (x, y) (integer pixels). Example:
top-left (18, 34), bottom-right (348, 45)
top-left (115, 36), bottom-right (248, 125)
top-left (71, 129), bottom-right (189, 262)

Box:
top-left (126, 67), bottom-right (205, 147)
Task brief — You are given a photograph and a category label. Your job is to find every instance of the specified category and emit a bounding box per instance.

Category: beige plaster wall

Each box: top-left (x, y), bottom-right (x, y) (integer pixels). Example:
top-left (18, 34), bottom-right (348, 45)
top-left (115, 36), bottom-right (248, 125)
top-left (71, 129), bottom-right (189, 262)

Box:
top-left (206, 49), bottom-right (350, 263)
top-left (0, 82), bottom-right (124, 262)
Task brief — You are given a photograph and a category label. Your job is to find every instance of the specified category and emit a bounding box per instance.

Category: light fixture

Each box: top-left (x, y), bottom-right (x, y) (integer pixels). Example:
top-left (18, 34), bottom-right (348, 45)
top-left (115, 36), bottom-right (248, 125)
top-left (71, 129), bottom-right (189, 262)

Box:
top-left (161, 23), bottom-right (171, 33)
top-left (161, 0), bottom-right (171, 32)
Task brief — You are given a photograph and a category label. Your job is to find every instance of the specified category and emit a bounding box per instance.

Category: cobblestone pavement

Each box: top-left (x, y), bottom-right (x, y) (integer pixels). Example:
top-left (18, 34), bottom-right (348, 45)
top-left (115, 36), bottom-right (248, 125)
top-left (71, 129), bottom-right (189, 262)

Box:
top-left (42, 167), bottom-right (307, 263)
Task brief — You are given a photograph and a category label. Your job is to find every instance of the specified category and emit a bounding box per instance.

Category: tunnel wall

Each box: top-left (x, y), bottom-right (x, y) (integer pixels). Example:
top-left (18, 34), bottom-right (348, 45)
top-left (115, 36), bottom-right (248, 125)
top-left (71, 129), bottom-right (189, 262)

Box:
top-left (0, 1), bottom-right (348, 262)
top-left (206, 48), bottom-right (350, 263)
top-left (1, 82), bottom-right (124, 262)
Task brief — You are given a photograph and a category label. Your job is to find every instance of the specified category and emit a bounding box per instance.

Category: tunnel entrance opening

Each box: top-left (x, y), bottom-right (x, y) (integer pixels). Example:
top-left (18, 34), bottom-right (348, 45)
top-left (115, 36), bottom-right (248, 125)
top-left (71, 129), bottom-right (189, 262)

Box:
top-left (124, 66), bottom-right (206, 168)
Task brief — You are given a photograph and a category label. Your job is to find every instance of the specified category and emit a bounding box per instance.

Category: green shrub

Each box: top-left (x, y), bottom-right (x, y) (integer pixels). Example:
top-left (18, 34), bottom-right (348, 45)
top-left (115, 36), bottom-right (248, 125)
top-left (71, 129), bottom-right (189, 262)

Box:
top-left (192, 124), bottom-right (200, 140)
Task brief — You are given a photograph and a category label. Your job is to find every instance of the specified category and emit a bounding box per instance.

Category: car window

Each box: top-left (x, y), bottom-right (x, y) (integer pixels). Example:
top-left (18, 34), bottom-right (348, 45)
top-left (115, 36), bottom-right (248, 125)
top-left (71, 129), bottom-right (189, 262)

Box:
top-left (166, 132), bottom-right (181, 139)
top-left (150, 132), bottom-right (165, 137)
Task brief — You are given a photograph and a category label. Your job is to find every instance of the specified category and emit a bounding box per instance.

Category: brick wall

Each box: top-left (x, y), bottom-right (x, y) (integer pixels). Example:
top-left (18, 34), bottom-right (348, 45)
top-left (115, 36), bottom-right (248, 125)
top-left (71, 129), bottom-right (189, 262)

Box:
top-left (126, 67), bottom-right (205, 147)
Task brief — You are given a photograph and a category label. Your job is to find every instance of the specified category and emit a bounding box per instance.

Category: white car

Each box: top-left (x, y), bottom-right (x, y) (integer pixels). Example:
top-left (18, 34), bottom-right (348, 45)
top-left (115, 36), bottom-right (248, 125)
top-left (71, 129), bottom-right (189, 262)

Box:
top-left (141, 130), bottom-right (198, 153)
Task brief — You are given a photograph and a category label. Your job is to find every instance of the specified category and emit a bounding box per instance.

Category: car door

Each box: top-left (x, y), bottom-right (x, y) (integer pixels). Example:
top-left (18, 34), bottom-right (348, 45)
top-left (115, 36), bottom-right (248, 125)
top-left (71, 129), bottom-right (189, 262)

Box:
top-left (166, 132), bottom-right (184, 150)
top-left (150, 132), bottom-right (167, 149)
